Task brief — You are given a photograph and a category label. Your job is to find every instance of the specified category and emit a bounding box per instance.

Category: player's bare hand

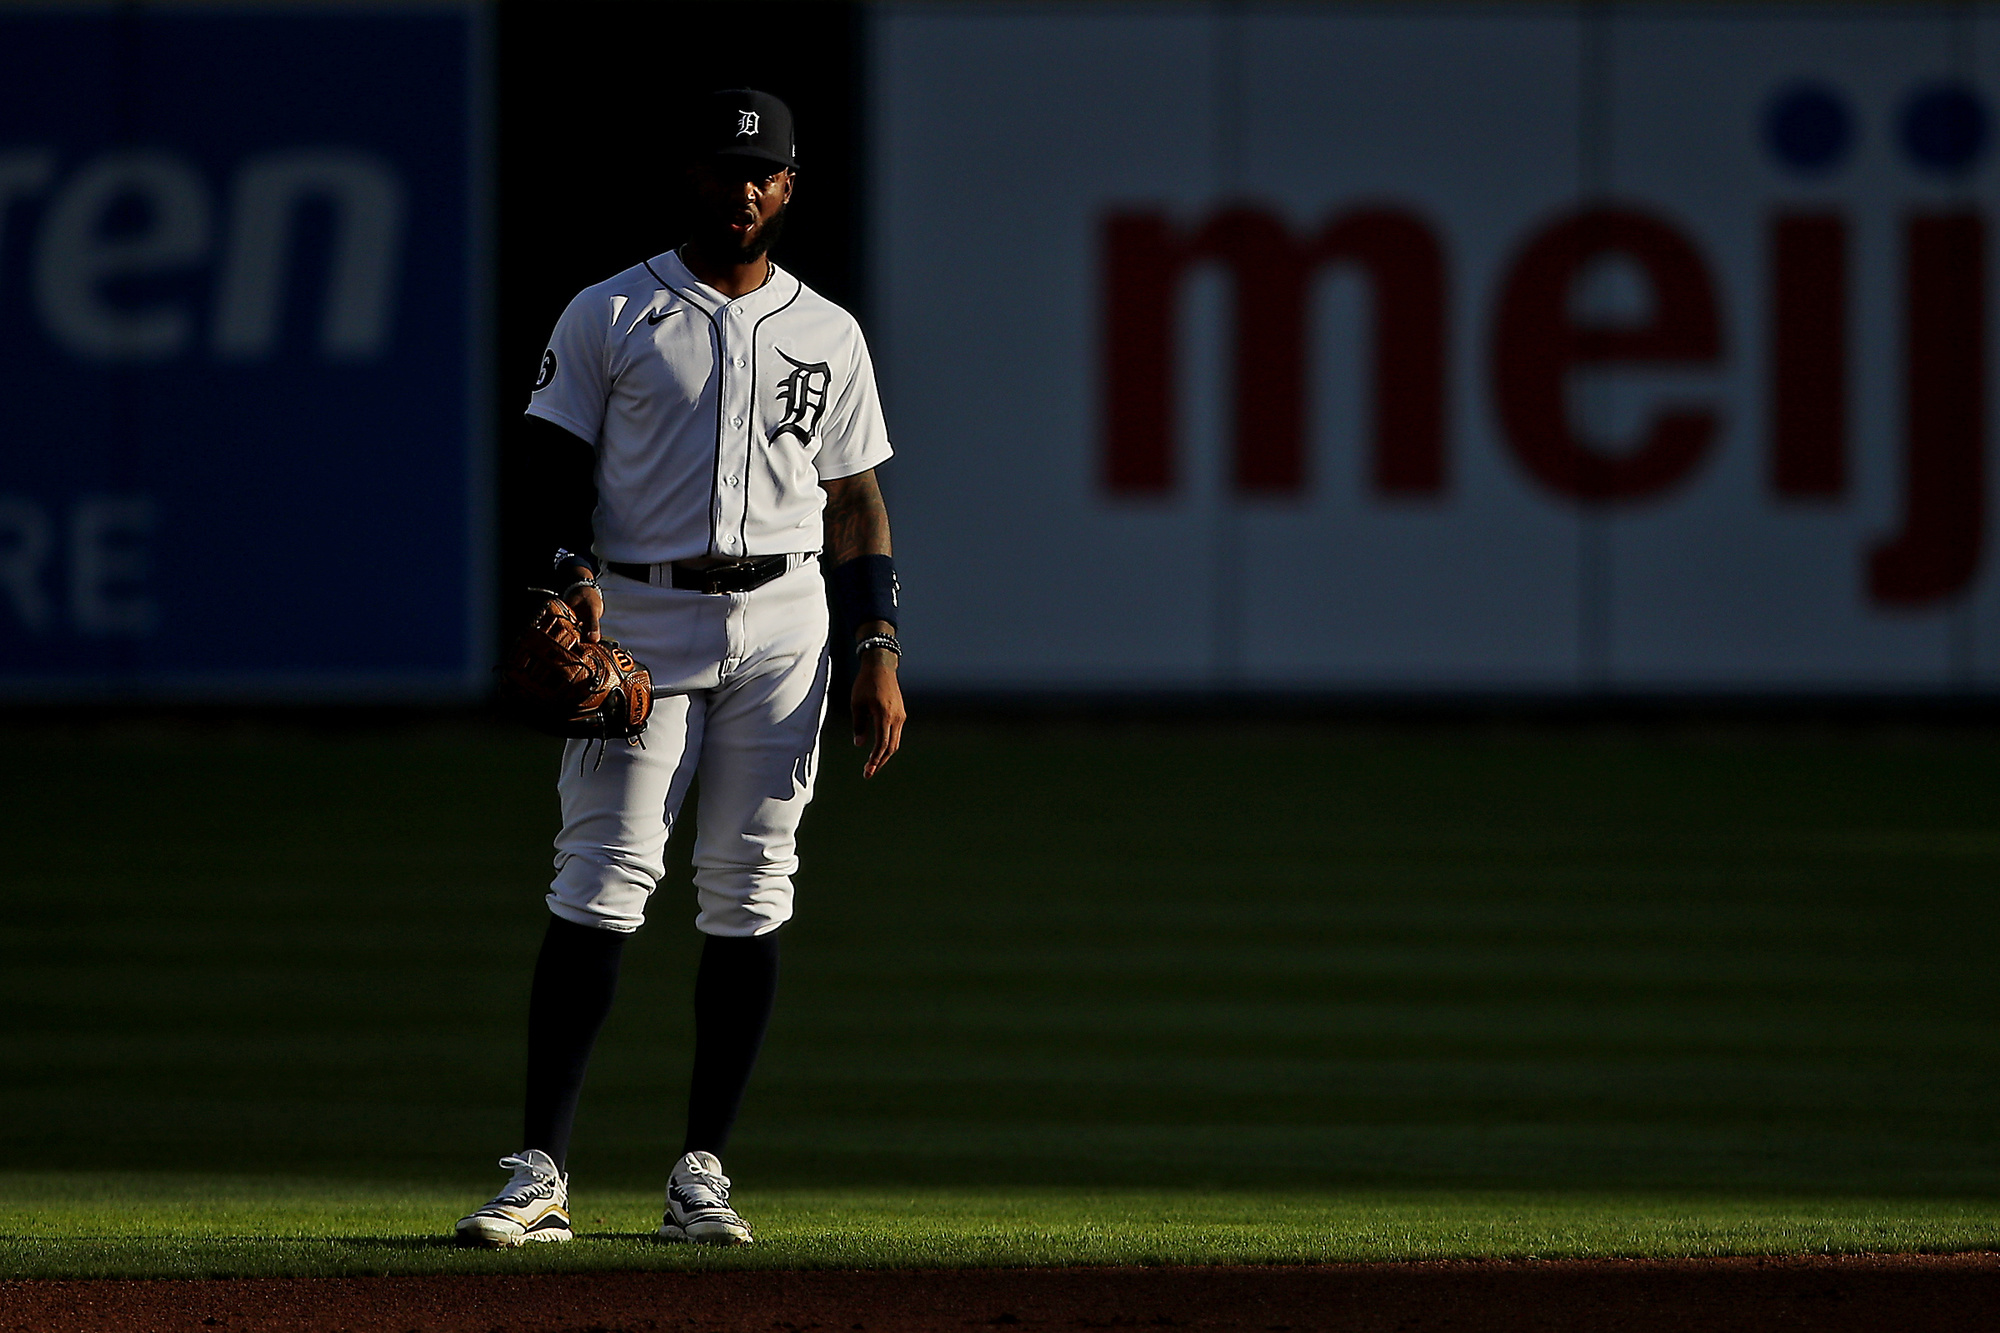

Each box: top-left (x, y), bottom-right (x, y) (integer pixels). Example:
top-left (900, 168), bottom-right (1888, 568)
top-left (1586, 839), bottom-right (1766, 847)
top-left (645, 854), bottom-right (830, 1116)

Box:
top-left (851, 651), bottom-right (904, 778)
top-left (562, 582), bottom-right (603, 643)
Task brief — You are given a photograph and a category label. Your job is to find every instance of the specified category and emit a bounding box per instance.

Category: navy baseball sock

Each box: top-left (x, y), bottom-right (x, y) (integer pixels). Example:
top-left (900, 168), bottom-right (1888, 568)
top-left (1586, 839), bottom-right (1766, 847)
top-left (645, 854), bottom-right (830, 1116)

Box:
top-left (522, 915), bottom-right (627, 1171)
top-left (681, 931), bottom-right (781, 1157)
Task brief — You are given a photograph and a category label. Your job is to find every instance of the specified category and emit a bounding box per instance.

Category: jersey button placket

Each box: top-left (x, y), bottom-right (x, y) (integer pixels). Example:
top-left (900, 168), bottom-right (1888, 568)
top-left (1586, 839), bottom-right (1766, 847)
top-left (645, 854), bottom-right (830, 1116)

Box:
top-left (718, 304), bottom-right (748, 673)
top-left (717, 310), bottom-right (750, 555)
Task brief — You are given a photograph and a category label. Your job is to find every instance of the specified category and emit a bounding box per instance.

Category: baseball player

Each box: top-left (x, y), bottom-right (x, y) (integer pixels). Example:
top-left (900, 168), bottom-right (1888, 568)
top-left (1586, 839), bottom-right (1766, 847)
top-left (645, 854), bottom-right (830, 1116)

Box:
top-left (456, 89), bottom-right (904, 1248)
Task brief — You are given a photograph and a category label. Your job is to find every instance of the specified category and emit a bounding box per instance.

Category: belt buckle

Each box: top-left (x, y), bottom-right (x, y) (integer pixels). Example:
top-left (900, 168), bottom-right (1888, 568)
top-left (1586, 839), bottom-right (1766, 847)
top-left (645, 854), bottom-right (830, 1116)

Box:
top-left (681, 555), bottom-right (787, 596)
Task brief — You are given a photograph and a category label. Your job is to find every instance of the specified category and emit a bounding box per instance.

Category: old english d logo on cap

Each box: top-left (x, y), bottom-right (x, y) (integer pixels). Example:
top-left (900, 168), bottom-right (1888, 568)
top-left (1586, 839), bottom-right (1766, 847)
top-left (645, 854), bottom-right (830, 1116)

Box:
top-left (705, 88), bottom-right (797, 168)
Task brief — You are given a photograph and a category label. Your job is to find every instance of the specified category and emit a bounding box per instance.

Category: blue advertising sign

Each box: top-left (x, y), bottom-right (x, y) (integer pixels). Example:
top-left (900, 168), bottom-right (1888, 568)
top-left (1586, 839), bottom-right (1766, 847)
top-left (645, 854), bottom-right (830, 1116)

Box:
top-left (0, 5), bottom-right (483, 697)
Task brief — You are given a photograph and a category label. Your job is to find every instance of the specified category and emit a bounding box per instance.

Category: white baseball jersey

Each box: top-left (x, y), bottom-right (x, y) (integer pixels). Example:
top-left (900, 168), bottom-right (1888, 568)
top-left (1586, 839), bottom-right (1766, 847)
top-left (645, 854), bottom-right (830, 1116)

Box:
top-left (526, 249), bottom-right (893, 564)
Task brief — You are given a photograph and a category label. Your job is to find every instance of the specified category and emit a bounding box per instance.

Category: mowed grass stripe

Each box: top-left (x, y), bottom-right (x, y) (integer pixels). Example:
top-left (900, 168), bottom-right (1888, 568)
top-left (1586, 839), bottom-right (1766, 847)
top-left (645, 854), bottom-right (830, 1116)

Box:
top-left (2, 722), bottom-right (1995, 1211)
top-left (3, 1175), bottom-right (1997, 1277)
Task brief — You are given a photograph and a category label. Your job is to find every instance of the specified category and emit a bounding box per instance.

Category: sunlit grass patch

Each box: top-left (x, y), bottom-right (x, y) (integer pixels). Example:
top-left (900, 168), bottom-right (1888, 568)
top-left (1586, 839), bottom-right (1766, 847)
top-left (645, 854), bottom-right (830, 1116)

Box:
top-left (5, 1173), bottom-right (1996, 1278)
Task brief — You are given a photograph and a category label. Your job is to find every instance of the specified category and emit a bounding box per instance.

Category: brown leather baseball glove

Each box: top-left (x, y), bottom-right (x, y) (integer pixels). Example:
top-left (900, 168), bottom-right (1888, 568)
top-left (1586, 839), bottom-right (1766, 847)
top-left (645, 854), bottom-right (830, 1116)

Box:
top-left (496, 591), bottom-right (654, 740)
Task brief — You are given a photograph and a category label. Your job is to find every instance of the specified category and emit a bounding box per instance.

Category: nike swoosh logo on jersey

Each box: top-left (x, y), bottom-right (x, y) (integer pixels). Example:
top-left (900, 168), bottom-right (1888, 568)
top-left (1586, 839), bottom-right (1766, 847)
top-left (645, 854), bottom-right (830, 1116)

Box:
top-left (646, 307), bottom-right (680, 325)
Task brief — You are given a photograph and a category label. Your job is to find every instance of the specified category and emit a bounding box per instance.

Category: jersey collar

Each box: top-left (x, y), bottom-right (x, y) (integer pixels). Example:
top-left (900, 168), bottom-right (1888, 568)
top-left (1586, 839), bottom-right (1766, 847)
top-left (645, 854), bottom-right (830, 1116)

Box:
top-left (648, 249), bottom-right (799, 322)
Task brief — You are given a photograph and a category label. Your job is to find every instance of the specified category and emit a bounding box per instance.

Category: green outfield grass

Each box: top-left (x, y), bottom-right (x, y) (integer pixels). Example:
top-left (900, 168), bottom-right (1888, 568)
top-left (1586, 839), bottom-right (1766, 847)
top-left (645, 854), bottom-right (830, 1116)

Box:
top-left (5, 1173), bottom-right (1997, 1278)
top-left (2, 717), bottom-right (1996, 1275)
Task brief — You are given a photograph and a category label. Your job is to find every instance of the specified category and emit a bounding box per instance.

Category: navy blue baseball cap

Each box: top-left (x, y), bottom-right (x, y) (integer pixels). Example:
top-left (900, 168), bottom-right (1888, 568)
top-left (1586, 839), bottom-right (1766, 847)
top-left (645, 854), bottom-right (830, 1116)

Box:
top-left (702, 88), bottom-right (798, 170)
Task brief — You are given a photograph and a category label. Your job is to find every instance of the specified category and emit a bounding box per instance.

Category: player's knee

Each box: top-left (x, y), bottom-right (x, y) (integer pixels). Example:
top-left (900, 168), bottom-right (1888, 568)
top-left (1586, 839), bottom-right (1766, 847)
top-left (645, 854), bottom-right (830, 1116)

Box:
top-left (694, 894), bottom-right (794, 937)
top-left (549, 852), bottom-right (656, 932)
top-left (692, 869), bottom-right (794, 936)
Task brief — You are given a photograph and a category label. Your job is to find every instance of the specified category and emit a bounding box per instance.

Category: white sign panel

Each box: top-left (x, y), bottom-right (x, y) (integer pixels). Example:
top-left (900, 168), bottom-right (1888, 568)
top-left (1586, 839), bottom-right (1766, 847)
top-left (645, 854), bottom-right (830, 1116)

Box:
top-left (873, 4), bottom-right (2000, 691)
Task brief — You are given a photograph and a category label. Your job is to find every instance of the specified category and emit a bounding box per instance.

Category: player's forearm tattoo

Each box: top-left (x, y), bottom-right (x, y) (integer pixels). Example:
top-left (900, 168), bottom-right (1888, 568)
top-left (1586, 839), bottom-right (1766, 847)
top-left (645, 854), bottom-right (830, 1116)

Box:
top-left (822, 470), bottom-right (892, 565)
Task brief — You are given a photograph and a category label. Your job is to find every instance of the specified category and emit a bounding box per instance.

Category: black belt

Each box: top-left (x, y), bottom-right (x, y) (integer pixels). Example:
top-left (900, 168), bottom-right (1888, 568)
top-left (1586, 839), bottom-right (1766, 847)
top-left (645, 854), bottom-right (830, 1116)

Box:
top-left (606, 555), bottom-right (800, 595)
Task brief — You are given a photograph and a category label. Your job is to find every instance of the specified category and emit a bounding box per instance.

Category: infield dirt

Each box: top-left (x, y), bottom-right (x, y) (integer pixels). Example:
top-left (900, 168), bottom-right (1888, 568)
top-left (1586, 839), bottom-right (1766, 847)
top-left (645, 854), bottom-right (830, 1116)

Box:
top-left (5, 1254), bottom-right (1997, 1333)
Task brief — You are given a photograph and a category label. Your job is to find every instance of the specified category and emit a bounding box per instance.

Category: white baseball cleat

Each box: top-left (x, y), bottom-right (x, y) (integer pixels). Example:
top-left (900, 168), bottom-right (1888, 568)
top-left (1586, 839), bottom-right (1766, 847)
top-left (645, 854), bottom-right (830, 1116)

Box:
top-left (656, 1150), bottom-right (754, 1245)
top-left (454, 1150), bottom-right (573, 1247)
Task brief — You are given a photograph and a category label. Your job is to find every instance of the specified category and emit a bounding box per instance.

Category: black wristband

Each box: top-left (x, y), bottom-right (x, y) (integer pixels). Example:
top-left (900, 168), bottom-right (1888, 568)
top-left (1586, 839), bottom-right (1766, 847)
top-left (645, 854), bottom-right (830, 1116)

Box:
top-left (829, 553), bottom-right (898, 632)
top-left (553, 547), bottom-right (598, 576)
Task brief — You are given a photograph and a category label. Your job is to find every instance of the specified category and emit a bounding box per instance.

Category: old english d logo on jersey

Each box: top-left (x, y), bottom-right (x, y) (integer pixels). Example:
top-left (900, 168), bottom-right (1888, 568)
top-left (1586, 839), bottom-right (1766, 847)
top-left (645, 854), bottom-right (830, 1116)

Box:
top-left (534, 349), bottom-right (558, 391)
top-left (527, 249), bottom-right (891, 561)
top-left (771, 349), bottom-right (831, 443)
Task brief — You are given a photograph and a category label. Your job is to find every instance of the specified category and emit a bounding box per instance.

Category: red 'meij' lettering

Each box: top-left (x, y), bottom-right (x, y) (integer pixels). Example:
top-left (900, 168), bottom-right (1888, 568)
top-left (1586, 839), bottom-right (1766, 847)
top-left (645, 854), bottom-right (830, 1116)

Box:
top-left (1490, 208), bottom-right (1723, 502)
top-left (1770, 214), bottom-right (1848, 497)
top-left (1100, 207), bottom-right (1447, 497)
top-left (1869, 214), bottom-right (1985, 607)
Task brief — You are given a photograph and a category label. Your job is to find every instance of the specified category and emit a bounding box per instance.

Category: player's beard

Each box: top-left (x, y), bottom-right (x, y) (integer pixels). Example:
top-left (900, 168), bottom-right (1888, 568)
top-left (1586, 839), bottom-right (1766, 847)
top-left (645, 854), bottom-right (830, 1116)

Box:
top-left (696, 201), bottom-right (788, 267)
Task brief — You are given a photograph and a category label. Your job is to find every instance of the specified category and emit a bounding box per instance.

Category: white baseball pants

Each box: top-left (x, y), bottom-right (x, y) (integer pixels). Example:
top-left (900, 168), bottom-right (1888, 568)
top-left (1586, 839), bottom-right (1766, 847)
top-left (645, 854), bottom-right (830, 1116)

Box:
top-left (548, 560), bottom-right (830, 937)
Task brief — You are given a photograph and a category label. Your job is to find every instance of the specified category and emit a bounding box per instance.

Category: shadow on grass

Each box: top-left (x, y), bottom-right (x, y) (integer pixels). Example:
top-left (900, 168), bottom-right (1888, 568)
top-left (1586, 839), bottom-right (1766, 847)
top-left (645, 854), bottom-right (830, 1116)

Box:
top-left (0, 1233), bottom-right (679, 1250)
top-left (328, 1237), bottom-right (462, 1252)
top-left (341, 1233), bottom-right (667, 1249)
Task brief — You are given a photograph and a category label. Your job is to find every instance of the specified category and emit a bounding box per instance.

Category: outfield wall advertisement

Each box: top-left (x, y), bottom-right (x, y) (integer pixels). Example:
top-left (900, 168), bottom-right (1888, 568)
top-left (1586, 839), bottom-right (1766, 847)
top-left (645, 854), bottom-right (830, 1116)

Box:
top-left (0, 6), bottom-right (483, 698)
top-left (874, 5), bottom-right (2000, 691)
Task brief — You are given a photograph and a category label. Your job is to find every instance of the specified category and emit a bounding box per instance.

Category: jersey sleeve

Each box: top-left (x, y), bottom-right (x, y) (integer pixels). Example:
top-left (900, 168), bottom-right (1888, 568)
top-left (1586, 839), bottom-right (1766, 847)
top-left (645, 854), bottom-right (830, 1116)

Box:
top-left (523, 288), bottom-right (610, 444)
top-left (812, 325), bottom-right (894, 480)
